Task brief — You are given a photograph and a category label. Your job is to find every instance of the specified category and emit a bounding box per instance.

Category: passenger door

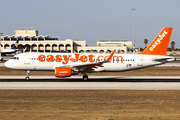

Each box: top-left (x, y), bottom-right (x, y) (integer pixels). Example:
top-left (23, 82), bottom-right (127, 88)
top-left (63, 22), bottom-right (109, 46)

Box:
top-left (137, 56), bottom-right (143, 66)
top-left (24, 54), bottom-right (30, 64)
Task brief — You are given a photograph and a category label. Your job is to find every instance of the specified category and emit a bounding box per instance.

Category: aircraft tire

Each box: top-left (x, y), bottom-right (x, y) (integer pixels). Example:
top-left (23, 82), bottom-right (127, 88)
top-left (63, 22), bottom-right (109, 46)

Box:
top-left (83, 75), bottom-right (88, 81)
top-left (25, 77), bottom-right (30, 81)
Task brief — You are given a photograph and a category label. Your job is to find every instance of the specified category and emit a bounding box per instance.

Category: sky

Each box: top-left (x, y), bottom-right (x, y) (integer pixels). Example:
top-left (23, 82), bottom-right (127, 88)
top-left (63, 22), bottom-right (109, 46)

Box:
top-left (1, 0), bottom-right (180, 48)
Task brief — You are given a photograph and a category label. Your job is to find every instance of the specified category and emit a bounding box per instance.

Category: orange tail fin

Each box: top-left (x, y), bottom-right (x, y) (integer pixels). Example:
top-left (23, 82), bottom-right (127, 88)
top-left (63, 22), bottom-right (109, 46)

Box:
top-left (139, 27), bottom-right (173, 55)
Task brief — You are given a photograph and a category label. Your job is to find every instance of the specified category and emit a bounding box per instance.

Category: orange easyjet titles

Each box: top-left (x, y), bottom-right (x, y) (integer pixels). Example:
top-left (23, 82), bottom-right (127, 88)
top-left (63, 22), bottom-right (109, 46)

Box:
top-left (38, 54), bottom-right (124, 65)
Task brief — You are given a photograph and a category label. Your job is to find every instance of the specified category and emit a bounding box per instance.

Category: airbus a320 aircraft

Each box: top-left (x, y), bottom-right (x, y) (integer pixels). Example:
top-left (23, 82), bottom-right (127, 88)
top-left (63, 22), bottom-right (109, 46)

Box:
top-left (5, 28), bottom-right (175, 80)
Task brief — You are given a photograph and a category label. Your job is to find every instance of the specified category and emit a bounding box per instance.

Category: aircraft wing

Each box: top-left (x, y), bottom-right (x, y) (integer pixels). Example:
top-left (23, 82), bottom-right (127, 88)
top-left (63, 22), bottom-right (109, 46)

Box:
top-left (71, 60), bottom-right (107, 70)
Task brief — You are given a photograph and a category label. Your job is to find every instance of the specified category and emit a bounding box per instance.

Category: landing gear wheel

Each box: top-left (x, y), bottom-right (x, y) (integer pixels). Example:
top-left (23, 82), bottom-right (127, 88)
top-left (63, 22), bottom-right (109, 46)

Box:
top-left (83, 75), bottom-right (88, 81)
top-left (25, 70), bottom-right (30, 81)
top-left (25, 77), bottom-right (30, 81)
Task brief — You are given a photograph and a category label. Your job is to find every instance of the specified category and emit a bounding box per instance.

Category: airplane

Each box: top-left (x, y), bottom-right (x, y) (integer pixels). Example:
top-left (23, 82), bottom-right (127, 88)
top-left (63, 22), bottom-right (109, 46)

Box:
top-left (1, 39), bottom-right (19, 56)
top-left (5, 27), bottom-right (175, 80)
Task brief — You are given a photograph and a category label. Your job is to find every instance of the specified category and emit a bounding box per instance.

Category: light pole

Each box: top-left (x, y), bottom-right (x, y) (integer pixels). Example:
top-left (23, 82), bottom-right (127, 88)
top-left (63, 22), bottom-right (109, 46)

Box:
top-left (131, 8), bottom-right (137, 53)
top-left (0, 32), bottom-right (2, 61)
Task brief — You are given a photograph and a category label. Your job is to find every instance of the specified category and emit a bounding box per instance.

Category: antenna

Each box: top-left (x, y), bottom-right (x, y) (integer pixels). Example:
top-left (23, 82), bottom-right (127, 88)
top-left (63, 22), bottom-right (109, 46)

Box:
top-left (109, 34), bottom-right (111, 42)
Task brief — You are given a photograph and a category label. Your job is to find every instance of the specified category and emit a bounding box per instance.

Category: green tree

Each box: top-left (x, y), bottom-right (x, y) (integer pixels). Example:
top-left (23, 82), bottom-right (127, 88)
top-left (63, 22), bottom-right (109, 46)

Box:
top-left (171, 41), bottom-right (175, 51)
top-left (144, 39), bottom-right (148, 48)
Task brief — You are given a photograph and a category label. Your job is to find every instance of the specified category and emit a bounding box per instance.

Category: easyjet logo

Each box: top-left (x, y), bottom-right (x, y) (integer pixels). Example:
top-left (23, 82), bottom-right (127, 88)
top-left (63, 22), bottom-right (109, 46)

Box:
top-left (59, 71), bottom-right (68, 73)
top-left (149, 30), bottom-right (168, 51)
top-left (38, 54), bottom-right (123, 65)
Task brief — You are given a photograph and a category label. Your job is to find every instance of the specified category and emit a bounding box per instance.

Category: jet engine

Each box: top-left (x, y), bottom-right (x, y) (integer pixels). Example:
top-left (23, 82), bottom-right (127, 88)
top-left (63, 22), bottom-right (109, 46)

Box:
top-left (55, 67), bottom-right (79, 77)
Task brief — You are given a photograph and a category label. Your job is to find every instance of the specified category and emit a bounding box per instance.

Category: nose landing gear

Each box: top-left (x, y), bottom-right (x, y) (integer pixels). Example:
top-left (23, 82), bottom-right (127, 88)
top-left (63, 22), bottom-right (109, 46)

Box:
top-left (25, 70), bottom-right (30, 81)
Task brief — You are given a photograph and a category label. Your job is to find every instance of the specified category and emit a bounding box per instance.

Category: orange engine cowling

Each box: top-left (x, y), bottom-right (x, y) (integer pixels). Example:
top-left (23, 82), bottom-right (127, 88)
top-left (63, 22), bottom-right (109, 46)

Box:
top-left (55, 67), bottom-right (72, 77)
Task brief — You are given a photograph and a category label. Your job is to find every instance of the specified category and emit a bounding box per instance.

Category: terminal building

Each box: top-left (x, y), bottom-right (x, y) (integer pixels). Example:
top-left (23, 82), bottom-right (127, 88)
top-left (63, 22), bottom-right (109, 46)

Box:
top-left (1, 30), bottom-right (133, 53)
top-left (78, 40), bottom-right (132, 53)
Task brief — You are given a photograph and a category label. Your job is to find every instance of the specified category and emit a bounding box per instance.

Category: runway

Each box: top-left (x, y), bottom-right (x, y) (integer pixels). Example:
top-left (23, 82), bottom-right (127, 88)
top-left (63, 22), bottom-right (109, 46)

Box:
top-left (0, 76), bottom-right (180, 90)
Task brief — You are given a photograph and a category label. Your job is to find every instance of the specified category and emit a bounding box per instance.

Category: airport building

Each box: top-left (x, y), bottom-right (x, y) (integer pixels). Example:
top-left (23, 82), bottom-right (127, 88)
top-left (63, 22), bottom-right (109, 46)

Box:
top-left (0, 30), bottom-right (132, 53)
top-left (78, 40), bottom-right (132, 53)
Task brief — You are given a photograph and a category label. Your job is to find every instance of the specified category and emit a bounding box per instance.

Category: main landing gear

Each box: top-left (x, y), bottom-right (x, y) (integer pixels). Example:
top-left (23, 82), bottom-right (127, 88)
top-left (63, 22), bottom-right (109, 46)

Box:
top-left (83, 74), bottom-right (88, 81)
top-left (25, 70), bottom-right (30, 81)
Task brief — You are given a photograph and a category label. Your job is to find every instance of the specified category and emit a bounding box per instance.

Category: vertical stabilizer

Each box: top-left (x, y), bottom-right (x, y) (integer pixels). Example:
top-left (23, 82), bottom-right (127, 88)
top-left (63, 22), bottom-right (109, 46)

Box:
top-left (11, 39), bottom-right (19, 49)
top-left (139, 27), bottom-right (173, 55)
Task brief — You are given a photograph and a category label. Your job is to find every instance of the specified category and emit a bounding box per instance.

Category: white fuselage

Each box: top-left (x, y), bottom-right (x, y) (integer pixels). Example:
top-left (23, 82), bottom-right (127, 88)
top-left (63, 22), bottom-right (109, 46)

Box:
top-left (1, 49), bottom-right (17, 55)
top-left (5, 52), bottom-right (175, 72)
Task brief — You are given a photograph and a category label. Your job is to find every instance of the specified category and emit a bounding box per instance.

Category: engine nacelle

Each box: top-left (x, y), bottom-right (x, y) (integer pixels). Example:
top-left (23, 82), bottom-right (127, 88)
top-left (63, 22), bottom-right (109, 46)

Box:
top-left (55, 67), bottom-right (71, 77)
top-left (55, 67), bottom-right (79, 77)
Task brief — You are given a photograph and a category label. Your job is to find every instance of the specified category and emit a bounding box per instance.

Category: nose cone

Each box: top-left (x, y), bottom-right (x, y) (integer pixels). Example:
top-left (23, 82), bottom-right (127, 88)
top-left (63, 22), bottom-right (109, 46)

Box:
top-left (5, 60), bottom-right (12, 68)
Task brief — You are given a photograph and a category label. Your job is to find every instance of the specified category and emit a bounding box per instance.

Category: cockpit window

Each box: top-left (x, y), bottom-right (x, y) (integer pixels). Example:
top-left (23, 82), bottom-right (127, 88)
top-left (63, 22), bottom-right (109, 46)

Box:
top-left (11, 57), bottom-right (19, 60)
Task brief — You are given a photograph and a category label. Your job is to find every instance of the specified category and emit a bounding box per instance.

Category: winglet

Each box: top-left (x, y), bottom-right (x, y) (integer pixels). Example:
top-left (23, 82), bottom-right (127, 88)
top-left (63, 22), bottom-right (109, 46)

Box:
top-left (139, 27), bottom-right (173, 56)
top-left (106, 49), bottom-right (116, 61)
top-left (104, 49), bottom-right (108, 54)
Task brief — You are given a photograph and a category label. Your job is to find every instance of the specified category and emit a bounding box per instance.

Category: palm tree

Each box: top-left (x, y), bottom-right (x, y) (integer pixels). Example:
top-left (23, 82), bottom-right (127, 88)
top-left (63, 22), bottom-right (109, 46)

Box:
top-left (144, 39), bottom-right (148, 48)
top-left (171, 41), bottom-right (175, 51)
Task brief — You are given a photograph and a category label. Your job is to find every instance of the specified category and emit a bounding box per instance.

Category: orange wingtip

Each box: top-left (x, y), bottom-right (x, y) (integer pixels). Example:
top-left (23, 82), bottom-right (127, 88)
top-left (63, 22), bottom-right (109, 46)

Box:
top-left (139, 27), bottom-right (173, 55)
top-left (106, 49), bottom-right (116, 61)
top-left (105, 49), bottom-right (108, 54)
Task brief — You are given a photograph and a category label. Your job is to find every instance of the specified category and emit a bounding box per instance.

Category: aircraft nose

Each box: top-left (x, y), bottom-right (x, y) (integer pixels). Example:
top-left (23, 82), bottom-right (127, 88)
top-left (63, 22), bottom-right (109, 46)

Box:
top-left (5, 60), bottom-right (12, 68)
